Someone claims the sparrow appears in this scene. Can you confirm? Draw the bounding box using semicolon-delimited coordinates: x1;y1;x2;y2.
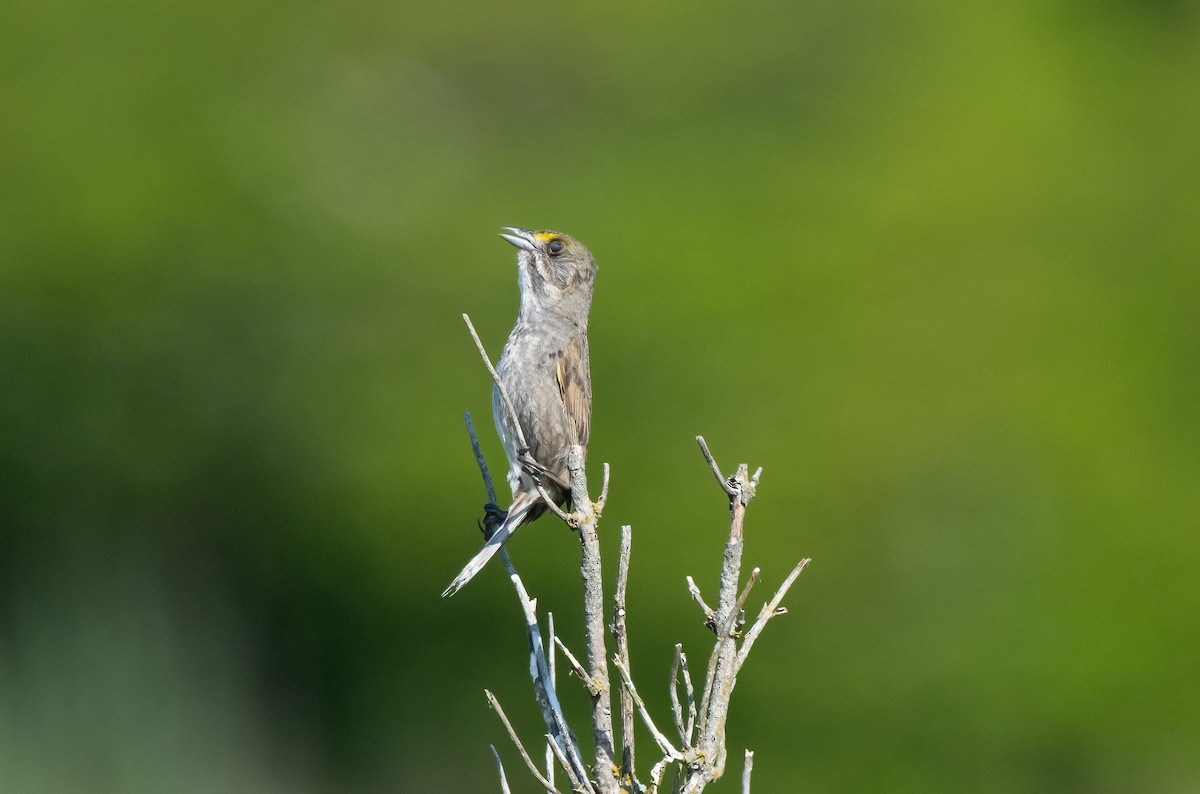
443;227;597;596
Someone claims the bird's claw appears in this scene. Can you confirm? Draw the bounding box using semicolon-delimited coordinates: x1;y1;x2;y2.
480;501;507;539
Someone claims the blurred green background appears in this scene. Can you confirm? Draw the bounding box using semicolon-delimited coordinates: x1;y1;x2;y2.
3;0;1198;791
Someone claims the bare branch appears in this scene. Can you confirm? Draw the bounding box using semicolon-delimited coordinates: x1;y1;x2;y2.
741;750;754;794
668;644;698;748
545;735;590;794
548;613;557;686
695;435;736;496
669;645;686;744
486;691;563;794
566;441;618;790
538;486;576;524
613;524;636;779
547;613;558;791
693;451;757;788
612;656;684;763
596;462;611;513
649;757;674;791
685;576;716;629
733;568;760;620
680;651;697;744
695;629;729;745
554;636;601;696
464;412;499;505
737;558;811;670
490;745;512;794
463;314;523;451
720;567;760;639
508;570;591;784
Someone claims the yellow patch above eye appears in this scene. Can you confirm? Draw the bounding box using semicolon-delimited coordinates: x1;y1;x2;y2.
534;232;559;244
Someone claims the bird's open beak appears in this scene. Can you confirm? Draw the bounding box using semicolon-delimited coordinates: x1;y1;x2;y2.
499;227;536;251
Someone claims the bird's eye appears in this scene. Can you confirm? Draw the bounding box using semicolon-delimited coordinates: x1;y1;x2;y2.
548;239;564;255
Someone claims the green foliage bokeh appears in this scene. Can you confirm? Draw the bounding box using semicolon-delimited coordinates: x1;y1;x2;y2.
2;1;1198;790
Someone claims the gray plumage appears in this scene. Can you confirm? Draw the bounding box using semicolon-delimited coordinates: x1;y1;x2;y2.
443;228;597;597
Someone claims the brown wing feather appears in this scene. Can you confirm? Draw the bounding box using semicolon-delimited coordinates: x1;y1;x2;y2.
557;333;592;451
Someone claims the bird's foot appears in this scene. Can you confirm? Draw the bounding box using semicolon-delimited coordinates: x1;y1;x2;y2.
479;501;507;540
517;448;551;480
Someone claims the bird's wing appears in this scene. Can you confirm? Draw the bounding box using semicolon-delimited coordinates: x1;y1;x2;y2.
557;332;591;450
492;381;524;493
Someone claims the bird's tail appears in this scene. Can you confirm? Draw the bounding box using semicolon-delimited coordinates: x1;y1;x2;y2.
442;499;535;597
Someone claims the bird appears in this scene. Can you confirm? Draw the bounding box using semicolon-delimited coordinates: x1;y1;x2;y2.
443;227;597;597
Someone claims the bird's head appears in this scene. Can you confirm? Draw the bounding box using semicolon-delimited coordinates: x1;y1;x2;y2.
499;227;597;322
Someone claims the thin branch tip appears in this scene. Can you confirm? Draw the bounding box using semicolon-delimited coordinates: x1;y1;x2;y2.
742;749;755;794
695;435;736;495
463;411;500;522
596;462;611;511
489;745;511;794
686;576;717;628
